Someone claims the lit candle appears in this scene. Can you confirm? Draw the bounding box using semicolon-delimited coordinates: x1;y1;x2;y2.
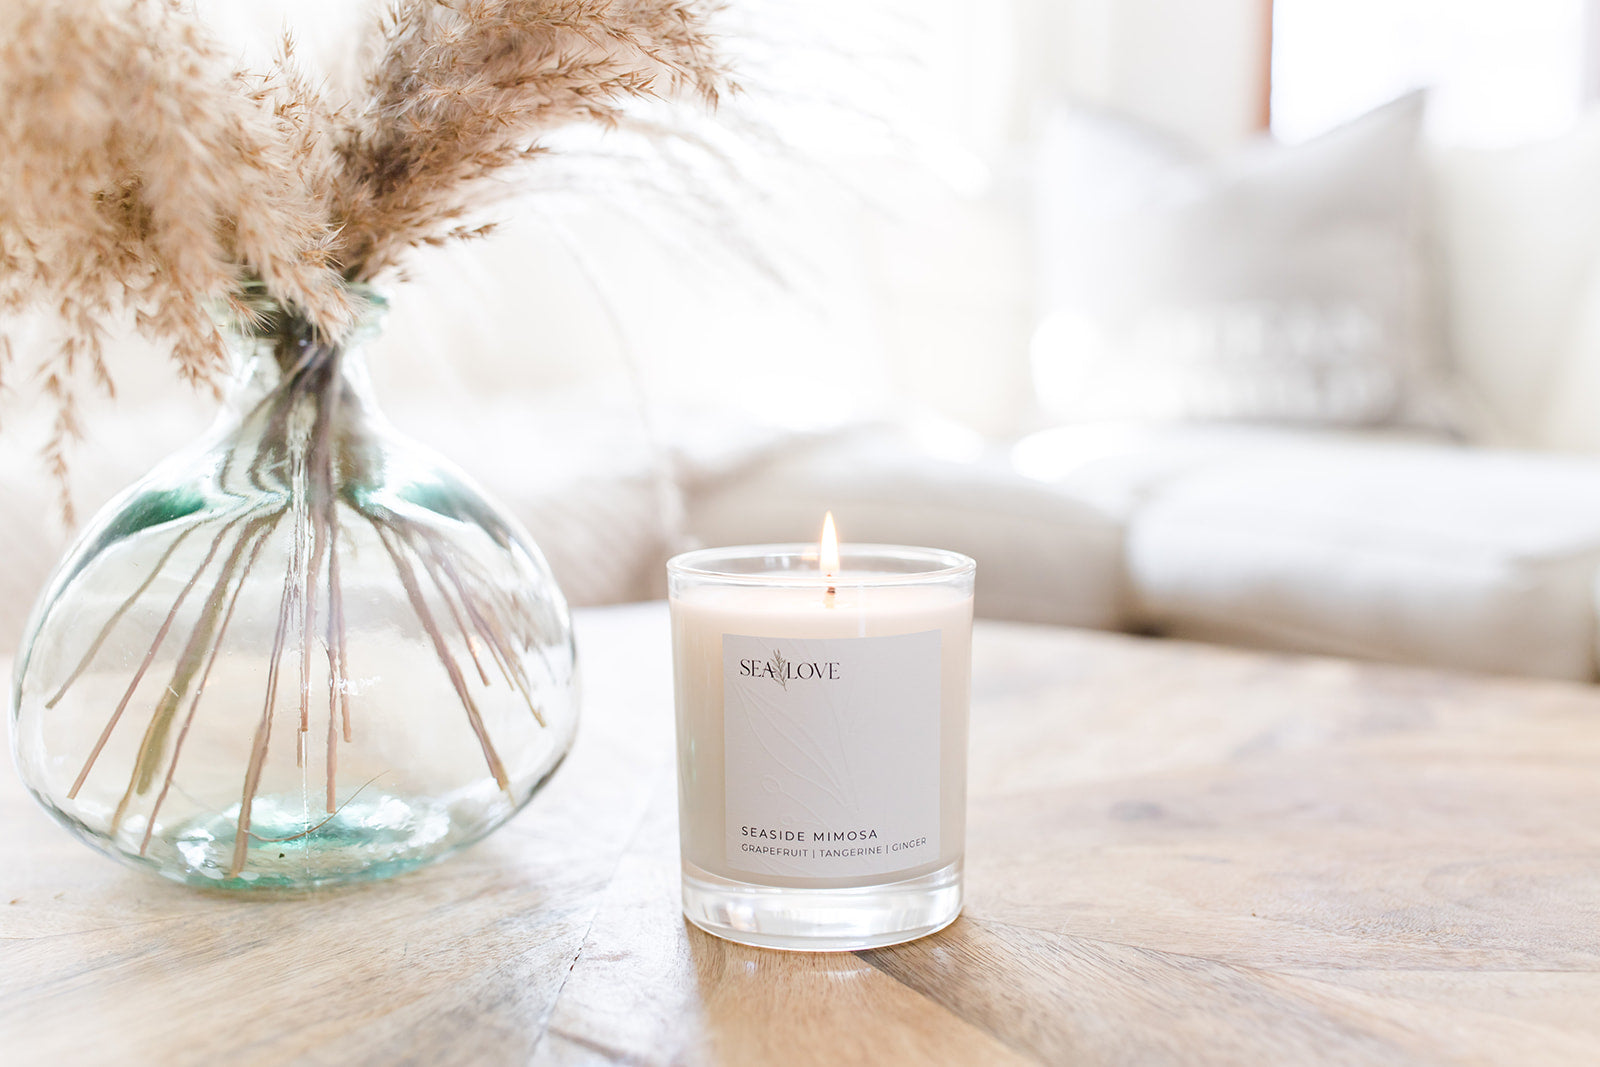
668;515;975;950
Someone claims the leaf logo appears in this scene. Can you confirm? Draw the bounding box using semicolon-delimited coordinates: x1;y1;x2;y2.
767;649;789;690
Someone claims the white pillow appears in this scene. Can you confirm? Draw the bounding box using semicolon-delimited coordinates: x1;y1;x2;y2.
1032;93;1451;429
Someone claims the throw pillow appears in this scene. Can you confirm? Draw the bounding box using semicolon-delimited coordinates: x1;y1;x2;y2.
1032;93;1452;428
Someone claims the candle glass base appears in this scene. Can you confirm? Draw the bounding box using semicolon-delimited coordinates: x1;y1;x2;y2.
681;859;963;951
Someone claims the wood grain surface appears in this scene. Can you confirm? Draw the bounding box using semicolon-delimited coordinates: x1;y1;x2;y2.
3;603;1598;1065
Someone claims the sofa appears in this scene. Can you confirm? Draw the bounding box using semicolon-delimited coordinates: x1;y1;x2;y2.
685;418;1600;682
10;91;1600;686
681;98;1600;684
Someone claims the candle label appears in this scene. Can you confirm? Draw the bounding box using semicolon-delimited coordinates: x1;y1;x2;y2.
722;631;941;879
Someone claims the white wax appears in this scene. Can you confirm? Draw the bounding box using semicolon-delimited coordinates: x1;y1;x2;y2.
670;579;973;889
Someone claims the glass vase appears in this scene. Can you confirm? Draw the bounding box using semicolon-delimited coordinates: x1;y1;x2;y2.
9;291;579;889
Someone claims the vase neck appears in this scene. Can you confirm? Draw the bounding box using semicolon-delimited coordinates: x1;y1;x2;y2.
223;339;379;414
218;290;387;414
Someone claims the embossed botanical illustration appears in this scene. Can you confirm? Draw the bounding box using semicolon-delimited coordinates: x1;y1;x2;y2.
767;648;790;689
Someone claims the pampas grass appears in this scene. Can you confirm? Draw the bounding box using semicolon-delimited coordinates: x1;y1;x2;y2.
329;0;727;279
0;0;732;509
0;0;350;511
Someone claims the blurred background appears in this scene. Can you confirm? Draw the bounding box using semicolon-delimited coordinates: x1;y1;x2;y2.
10;0;1600;681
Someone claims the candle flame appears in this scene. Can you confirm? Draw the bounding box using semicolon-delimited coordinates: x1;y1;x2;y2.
821;511;840;576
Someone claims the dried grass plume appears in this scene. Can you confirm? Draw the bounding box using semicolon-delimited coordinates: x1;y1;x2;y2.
0;0;732;515
330;0;728;278
0;0;349;511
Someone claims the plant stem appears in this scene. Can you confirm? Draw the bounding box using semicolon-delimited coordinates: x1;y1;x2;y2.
368;517;510;794
138;517;277;855
229;505;304;878
328;516;351;745
311;348;347;812
296;355;339;768
416;535;546;727
413;538;494;686
113;510;282;832
45;524;198;710
68;516;241;800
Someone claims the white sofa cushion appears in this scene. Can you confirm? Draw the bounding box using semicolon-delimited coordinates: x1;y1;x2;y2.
1033;93;1453;429
1125;438;1600;680
682;425;1128;629
1011;420;1447;520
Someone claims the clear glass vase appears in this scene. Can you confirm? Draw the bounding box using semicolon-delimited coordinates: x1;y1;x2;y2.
9;291;579;889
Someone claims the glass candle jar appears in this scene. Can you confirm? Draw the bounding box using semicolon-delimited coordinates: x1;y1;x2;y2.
667;537;975;950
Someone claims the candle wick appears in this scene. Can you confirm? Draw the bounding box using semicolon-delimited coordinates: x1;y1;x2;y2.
825;579;836;605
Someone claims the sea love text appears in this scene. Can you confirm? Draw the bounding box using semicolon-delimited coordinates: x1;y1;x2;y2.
738;659;841;681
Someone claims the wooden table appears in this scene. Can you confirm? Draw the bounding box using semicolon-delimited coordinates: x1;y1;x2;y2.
3;603;1599;1065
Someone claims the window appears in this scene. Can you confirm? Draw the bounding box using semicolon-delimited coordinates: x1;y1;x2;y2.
1271;0;1592;145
